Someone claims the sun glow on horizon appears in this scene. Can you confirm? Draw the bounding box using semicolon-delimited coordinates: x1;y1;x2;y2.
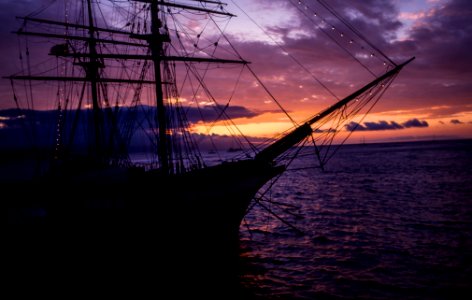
189;106;472;143
192;120;295;138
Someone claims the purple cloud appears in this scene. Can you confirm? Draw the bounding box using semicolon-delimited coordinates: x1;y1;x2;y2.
0;104;263;150
402;118;428;128
345;118;429;131
345;120;402;131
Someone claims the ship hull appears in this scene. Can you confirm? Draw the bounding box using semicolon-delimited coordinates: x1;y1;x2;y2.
7;159;283;227
6;159;284;298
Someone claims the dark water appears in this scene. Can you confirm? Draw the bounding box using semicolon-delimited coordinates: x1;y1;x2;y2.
239;139;472;299
5;140;472;299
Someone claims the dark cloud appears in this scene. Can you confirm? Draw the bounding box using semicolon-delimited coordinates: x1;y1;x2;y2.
345;118;429;131
344;122;362;132
365;120;403;130
405;0;472;74
0;104;259;127
0;105;262;150
184;104;260;122
217;105;259;120
345;120;402;131
273;0;402;49
450;119;463;125
388;0;472;110
313;128;337;133
402;118;428;128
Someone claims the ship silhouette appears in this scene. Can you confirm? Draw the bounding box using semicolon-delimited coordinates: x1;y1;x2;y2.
4;0;413;298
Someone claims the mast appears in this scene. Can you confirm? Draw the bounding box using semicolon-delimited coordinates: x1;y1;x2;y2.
134;0;235;17
85;0;104;161
6;0;245;172
24;0;176;170
149;0;170;174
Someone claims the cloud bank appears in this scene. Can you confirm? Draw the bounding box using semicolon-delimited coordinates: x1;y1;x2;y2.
345;118;429;132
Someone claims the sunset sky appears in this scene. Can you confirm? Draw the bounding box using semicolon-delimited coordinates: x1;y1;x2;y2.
0;0;471;144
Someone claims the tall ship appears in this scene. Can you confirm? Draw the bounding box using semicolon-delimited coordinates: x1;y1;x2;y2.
4;0;413;297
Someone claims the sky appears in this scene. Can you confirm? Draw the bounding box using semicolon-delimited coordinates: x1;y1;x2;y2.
0;0;471;145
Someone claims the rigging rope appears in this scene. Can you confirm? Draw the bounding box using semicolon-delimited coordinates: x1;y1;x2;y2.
321;75;398;165
229;0;340;102
169;10;258;154
245;66;298;126
169;12;248;158
316;0;396;66
169;11;230;157
290;0;377;77
208;13;299;127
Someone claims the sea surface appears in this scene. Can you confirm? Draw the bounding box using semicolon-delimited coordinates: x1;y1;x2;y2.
4;139;472;299
238;139;472;299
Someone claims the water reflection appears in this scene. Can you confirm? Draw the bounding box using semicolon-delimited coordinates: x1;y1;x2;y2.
240;140;472;299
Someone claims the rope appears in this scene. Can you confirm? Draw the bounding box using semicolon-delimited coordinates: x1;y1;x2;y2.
291;0;377;77
316;0;396;66
246;66;298;126
230;0;339;101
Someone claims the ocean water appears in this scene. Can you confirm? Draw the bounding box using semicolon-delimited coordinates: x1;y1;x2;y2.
5;139;472;299
239;139;472;299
